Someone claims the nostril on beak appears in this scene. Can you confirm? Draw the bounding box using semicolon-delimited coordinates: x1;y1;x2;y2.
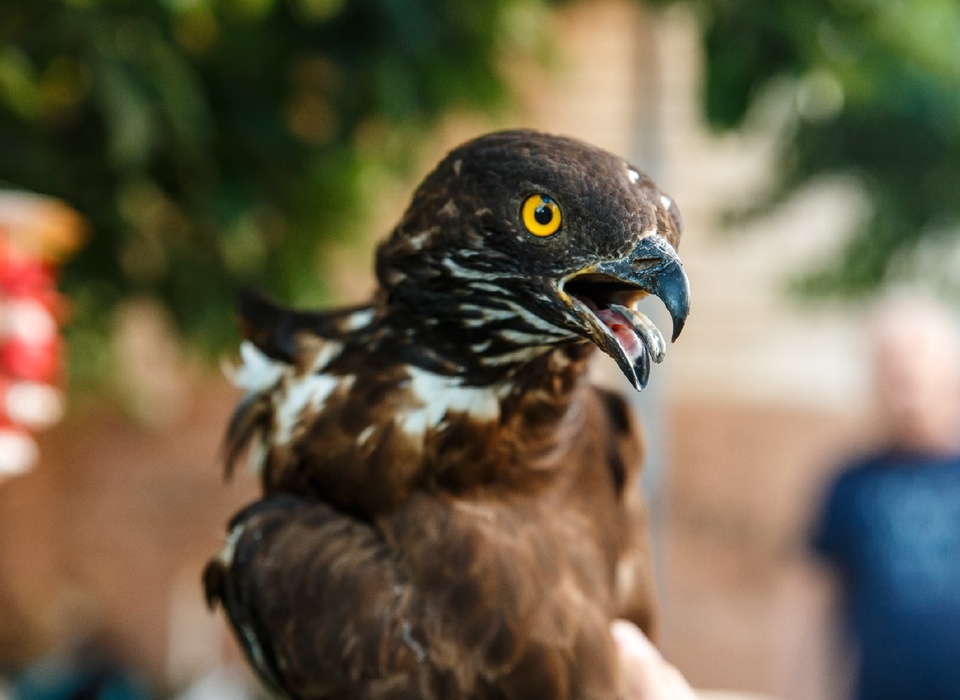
630;257;660;272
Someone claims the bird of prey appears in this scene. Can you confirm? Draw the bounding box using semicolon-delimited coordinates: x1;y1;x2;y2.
204;130;690;699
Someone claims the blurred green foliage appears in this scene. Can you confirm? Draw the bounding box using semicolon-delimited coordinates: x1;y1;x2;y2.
652;0;960;298
0;0;555;387
4;0;960;391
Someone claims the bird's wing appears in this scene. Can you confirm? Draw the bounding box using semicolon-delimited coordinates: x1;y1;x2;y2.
204;491;628;700
222;291;378;482
590;386;660;640
237;289;369;364
204;495;425;699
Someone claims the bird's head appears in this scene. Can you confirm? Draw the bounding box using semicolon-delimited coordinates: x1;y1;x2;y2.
375;130;690;391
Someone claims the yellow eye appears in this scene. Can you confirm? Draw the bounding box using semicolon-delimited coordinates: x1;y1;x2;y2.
521;194;562;237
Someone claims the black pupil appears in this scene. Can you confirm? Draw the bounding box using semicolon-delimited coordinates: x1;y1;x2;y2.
534;200;554;226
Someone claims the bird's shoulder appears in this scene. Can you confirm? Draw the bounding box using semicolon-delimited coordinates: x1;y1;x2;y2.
236;288;376;363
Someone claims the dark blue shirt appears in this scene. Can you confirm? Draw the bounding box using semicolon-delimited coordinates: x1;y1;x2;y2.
813;450;960;700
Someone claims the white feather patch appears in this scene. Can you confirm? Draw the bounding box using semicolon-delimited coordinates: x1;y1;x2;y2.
249;440;270;476
399;367;500;436
217;521;246;566
497;328;554;344
460;304;515;322
274;374;351;445
441;258;492;280
344;308;375;331
468;281;505;295
231;341;284;394
501;303;568;336
309;340;343;373
357;425;376;445
481;346;547;366
407;229;434;251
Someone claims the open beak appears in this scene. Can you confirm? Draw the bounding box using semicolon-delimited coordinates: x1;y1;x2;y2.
559;235;690;390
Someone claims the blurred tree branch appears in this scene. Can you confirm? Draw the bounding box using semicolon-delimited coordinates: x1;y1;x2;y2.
650;0;960;299
0;0;559;389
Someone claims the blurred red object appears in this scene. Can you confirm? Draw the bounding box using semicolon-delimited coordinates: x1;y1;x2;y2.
0;191;84;479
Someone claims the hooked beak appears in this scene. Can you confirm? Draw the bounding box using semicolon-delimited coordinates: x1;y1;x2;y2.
559;235;690;390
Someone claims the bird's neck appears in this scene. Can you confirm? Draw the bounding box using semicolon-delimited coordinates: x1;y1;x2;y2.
364;302;599;446
255;310;599;511
390;339;598;496
373;292;584;386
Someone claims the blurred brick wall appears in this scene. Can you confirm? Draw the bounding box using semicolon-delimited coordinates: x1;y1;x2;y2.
0;378;258;681
662;401;863;700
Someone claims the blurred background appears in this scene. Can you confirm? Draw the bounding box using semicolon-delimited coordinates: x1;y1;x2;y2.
2;0;960;697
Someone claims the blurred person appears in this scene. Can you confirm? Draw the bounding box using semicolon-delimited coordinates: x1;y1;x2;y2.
614;622;782;700
9;586;152;700
614;621;698;700
171;666;259;700
812;294;960;700
10;633;152;700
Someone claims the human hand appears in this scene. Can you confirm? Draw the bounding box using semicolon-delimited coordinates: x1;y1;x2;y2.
612;620;697;700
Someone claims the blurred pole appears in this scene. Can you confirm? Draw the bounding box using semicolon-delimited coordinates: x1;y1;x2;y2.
628;0;670;589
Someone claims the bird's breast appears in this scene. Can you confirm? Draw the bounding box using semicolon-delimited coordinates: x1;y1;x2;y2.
236;340;589;513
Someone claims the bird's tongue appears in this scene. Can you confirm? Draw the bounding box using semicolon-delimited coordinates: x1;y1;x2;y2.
596;308;644;362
